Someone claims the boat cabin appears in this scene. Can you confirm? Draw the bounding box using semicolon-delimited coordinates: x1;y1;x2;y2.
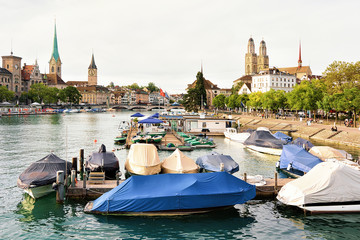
182;116;235;133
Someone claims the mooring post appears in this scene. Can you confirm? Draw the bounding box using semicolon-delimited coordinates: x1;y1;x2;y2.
71;170;76;187
79;149;84;180
56;170;65;204
72;157;78;173
116;171;120;186
83;173;87;189
244;172;247;182
274;172;278;194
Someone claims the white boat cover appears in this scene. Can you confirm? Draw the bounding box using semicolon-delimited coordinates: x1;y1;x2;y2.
125;144;161;175
309;146;352;161
161;149;199;173
277;162;360;206
256;127;270;132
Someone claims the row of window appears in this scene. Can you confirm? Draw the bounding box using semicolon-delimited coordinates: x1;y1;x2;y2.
254;77;295;82
1;77;10;83
253;82;295;88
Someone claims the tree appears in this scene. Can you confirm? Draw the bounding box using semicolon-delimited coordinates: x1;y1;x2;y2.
28;83;48;103
227;94;240;109
43;87;60;104
341;88;360;127
231;82;243;95
247;91;263;110
182;88;199;112
212;94;226;109
59;86;82;105
195;71;207;109
147;82;159;93
19;92;29;105
0;86;15;102
128;83;141;90
237;94;249;111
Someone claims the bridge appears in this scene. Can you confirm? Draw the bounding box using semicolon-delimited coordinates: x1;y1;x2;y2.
111;104;185;111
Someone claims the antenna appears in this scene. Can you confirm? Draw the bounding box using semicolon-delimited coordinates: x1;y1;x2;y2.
11;39;13;55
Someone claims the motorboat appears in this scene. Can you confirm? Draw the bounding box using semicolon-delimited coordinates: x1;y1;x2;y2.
114;135;126;145
196;152;239;174
17;153;72;199
118;120;130;132
161;149;199;173
124;143;161;177
292;137;314;151
85;144;120;180
244;129;286;156
277;162;360;213
273;132;292;143
158;144;194;151
69;109;80;113
131;135;142;143
224;128;251;143
276;144;322;178
151;135;162;143
84;172;256;216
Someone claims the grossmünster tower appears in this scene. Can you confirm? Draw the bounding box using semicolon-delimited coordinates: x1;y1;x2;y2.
245;37;269;75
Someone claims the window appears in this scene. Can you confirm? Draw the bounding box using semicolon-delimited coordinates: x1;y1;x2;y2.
202;122;207;128
52;66;54;72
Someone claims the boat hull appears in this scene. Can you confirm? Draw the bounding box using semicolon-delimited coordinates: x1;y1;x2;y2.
300;202;360;214
24;184;54;199
246;145;282;156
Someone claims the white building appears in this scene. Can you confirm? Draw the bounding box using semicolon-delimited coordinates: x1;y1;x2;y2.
251;67;296;93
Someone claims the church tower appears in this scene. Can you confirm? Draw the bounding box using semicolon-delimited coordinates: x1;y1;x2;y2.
88;53;97;86
245;37;257;75
49;23;62;78
257;39;269;72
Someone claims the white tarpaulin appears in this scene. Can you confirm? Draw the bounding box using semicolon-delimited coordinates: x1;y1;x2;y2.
277;162;360;206
125;144;161;175
309;146;353;161
161;149;199;173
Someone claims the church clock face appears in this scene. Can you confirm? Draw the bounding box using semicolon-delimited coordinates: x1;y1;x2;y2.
88;69;95;76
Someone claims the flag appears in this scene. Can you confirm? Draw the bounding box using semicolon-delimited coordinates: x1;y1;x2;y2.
240;101;245;108
165;92;169;99
160;88;165;97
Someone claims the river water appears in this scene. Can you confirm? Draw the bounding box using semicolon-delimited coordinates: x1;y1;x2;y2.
1;111;360;239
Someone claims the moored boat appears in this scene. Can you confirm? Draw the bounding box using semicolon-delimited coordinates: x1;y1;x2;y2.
158;144;194;151
17;153;72;199
161;149;199;173
224;128;251;143
244;129;286;156
84;172;256;216
196;152;239;174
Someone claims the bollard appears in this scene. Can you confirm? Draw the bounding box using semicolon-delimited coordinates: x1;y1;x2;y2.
244;172;247;182
116;171;120;186
71;170;76;187
274;172;278;194
56;170;65;204
83;173;87;189
72;157;78;173
79;149;84;180
220;163;224;172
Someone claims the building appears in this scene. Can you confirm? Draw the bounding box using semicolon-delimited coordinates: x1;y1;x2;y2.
0;67;12;90
238;83;252;95
245;38;269;75
135;90;149;104
1;53;22;94
77;85;113;104
251;67;296;93
21;60;46;92
218;88;232;97
49;24;62;79
88;53;97;86
233;75;252;86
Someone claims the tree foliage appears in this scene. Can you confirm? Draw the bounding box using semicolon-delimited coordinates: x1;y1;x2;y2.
212;94;226;109
59;86;82;104
147;82;159;93
183;71;207;112
0;86;15;102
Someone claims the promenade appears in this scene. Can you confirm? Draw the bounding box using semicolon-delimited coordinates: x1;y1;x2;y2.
230;113;360;148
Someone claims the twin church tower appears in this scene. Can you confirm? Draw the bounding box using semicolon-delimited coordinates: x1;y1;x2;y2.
245;37;269;75
49;23;98;86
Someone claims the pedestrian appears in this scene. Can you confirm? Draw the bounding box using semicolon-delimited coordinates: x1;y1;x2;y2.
344;119;348;127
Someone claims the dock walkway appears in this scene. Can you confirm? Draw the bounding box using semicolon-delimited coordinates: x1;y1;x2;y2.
161;132;184;146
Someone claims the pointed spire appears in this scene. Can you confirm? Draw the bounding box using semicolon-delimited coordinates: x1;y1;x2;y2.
51;22;60;61
11;39;13;55
298;40;302;68
89;53;97;69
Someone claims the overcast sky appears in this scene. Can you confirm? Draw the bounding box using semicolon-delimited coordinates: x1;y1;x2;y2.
1;0;359;93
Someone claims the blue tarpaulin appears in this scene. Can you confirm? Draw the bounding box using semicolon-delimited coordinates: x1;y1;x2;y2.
196;152;239;174
279;144;322;173
273;132;292;143
131;112;145;117
150;113;160;118
90;172;256;213
138;117;163;124
293;137;314;150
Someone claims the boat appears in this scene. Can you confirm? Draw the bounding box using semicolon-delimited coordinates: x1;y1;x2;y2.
114;134;127;145
17;153;72;199
69;109;80;113
118;120;130;132
85;144;120;180
84;172;256;216
131;135;142;143
277;162;360;213
140;135;152;143
276;144;322;178
196;152;239;174
224;128;251;143
161;149;199;173
158;144;194;151
273;131;292;143
124;143;161;177
151;135;162;143
292;137;314;150
244;128;286;156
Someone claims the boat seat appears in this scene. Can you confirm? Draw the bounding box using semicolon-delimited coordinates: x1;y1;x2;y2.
88;172;105;184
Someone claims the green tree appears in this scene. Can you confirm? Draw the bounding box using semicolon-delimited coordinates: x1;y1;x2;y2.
183;88;199;112
227;94;240;109
59;86;82;105
195;71;207;109
43;87;60;104
231;82;243;95
128;83;141;90
247;91;263;110
0;86;15;102
19;92;29;104
341;88;360;127
28;83;47;103
147;82;159;93
212;94;226;109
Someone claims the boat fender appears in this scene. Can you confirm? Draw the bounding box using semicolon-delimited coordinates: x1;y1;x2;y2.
52;182;58;190
287;163;293;171
276;161;280;168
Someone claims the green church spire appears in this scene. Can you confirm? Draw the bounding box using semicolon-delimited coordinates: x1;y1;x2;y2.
51;23;60;61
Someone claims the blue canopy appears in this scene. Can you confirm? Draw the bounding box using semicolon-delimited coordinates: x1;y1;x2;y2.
150;112;160;118
89;172;256;213
131;112;145;117
138;117;163;124
273;132;292;143
279;144;322;173
196;152;239;174
171;102;180;106
293;137;314;150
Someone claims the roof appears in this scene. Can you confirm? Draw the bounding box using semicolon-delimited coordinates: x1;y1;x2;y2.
77;85;109;92
21;65;35;80
187;79;220;90
0;68;12;75
46;74;66;85
278;66;312;75
89;53;97;69
66;81;88;87
233;75;252;84
51;24;60;62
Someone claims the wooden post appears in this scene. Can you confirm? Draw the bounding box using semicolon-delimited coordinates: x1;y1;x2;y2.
244;172;247;182
71;170;76;187
72;157;77;173
79;149;84;180
116;171;120;186
56;170;65;204
274;172;278;194
83;173;87;189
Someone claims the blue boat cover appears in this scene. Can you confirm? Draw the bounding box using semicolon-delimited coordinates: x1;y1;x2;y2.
279;144;322;173
90;172;256;213
196;152;239;174
138;117;163;124
273;132;292;143
150;112;160;118
293;137;314;150
131;112;145;117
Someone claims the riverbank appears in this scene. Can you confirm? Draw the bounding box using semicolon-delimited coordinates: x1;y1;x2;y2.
229;114;360;149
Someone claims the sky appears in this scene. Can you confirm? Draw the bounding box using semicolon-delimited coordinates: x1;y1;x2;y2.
0;0;359;94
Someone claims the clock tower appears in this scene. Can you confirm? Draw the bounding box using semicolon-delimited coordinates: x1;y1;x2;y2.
2;53;22;93
88;53;97;86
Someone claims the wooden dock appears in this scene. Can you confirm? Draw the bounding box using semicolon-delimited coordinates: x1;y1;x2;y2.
66;177;293;200
161;132;184;145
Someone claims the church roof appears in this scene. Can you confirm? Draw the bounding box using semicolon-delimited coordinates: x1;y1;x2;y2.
278;66;312;75
77;85;109;92
66;81;88;87
46;74;66;86
0;67;12;75
233;75;252;84
51;24;60;62
89;53;97;69
187;79;220;90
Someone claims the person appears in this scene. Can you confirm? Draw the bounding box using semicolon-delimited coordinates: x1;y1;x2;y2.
349;119;353;127
331;125;337;132
344;119;348;127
